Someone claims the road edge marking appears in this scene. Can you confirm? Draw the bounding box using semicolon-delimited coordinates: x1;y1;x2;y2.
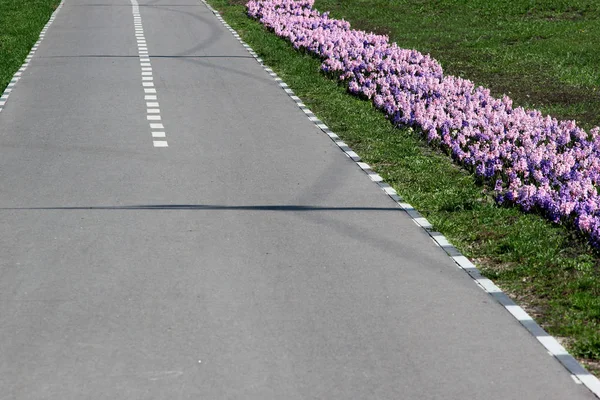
0;1;65;114
200;0;600;397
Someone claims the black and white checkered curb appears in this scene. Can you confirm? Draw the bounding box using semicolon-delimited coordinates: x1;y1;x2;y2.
0;1;65;114
201;0;600;397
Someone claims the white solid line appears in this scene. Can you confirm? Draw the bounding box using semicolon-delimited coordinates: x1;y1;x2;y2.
153;141;168;147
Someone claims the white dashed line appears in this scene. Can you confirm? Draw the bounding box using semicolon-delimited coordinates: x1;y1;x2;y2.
130;0;168;148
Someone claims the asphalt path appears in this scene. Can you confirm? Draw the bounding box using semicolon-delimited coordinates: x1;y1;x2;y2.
0;0;595;398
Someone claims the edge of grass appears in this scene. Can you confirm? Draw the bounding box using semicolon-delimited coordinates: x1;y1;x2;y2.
207;0;600;377
0;0;61;93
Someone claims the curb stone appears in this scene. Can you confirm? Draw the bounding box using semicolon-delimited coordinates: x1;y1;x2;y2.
0;1;65;114
200;0;600;397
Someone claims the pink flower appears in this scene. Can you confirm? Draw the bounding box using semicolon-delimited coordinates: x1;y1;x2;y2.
247;0;600;246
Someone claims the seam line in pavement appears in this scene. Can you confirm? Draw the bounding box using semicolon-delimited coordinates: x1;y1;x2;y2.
199;0;600;397
36;55;254;59
0;1;65;114
131;0;168;148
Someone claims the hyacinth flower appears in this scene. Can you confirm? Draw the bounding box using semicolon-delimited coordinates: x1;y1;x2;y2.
247;0;600;246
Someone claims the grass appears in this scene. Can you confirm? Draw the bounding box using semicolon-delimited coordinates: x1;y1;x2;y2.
207;0;600;375
315;0;600;130
0;0;60;93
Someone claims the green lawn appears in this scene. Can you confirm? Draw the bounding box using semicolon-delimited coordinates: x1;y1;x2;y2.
0;0;60;93
207;0;600;374
315;0;600;130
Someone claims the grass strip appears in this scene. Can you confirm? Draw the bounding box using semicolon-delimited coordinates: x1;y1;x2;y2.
207;0;600;374
0;0;61;93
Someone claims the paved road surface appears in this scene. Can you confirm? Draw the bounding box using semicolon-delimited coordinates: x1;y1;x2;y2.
0;0;595;398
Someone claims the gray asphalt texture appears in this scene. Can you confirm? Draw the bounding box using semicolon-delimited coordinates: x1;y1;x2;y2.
0;1;595;399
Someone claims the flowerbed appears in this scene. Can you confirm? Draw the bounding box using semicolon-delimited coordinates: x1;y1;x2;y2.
247;0;600;246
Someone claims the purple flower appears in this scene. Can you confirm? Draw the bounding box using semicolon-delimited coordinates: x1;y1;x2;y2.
247;0;600;246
